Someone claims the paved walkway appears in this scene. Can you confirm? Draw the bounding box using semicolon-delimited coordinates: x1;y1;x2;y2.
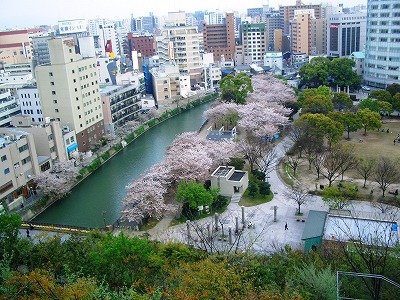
136;137;399;253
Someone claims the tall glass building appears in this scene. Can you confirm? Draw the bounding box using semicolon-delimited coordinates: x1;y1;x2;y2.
364;0;400;88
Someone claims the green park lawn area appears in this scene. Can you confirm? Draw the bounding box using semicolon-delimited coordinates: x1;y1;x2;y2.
239;190;273;207
343;119;400;160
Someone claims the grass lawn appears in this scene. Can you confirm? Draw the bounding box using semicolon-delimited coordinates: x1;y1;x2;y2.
343;119;400;160
239;190;273;207
287;118;400;205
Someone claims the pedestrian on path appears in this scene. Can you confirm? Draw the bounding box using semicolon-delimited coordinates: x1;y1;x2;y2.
26;229;30;238
394;139;397;145
285;223;288;230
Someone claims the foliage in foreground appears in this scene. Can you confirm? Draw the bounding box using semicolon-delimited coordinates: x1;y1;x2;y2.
1;218;400;300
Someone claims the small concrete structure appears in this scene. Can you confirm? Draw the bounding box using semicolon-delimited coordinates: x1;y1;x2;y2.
206;126;236;141
210;166;248;197
301;210;328;253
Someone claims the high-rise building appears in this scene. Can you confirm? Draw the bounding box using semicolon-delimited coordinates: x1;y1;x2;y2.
364;0;400;88
204;10;226;25
280;0;322;35
126;34;156;58
290;10;314;56
202;13;235;62
241;22;268;63
327;12;366;57
35;37;104;152
156;26;202;83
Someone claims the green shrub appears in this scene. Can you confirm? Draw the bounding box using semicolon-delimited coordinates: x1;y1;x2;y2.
126;133;135;143
87;158;102;173
79;168;87;176
146;119;156;127
251;169;266;181
113;143;123;152
248;181;259;198
211;195;228;211
228;157;245;170
101;151;110;161
170;108;179;116
135;126;145;136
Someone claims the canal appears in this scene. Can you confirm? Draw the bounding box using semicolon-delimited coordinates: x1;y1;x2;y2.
33;102;212;228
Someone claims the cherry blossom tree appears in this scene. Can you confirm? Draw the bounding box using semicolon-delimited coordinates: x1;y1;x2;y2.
237;102;291;137
34;160;78;200
122;132;240;222
203;103;239;128
122;176;168;223
247;74;297;105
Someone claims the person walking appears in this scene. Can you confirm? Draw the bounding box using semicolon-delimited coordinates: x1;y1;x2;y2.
26;229;30;238
284;223;288;230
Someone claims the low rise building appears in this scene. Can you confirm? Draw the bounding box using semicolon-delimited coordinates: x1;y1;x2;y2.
0;128;40;206
100;84;142;135
210;166;249;197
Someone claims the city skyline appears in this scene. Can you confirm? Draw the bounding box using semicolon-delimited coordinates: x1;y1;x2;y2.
2;0;367;29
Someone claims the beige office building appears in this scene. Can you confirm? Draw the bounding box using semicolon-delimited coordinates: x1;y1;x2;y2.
280;0;322;35
291;10;314;56
156;26;202;84
150;64;182;107
35;37;104;152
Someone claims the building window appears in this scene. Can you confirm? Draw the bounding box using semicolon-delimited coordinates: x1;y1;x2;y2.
55;109;59;113
1;155;7;162
18;144;28;153
49;72;53;76
53;100;58;104
48;134;53;141
52;91;56;95
22;157;31;165
50;82;55;86
4;168;10;175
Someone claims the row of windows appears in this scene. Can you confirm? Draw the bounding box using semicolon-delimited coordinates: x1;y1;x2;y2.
370;3;400;9
369;12;400;17
22;101;40;106
23;109;41;115
20;93;38;99
370;29;400;34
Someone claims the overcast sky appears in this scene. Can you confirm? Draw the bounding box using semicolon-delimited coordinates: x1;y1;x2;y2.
2;0;367;29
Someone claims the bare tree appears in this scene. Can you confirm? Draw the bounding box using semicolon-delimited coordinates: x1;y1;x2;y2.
322;144;355;187
356;158;376;188
256;145;278;177
373;157;400;197
283;185;312;214
237;134;271;171
179;210;270;255
313;150;326;180
338;145;358;180
286;153;303;177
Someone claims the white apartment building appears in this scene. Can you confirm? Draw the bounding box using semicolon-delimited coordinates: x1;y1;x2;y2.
156;26;203;84
35;37;104;152
17;86;43;122
0;87;21;127
241;22;268;63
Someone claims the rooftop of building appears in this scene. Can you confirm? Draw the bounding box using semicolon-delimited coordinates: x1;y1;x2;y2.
228;171;246;182
351;51;365;59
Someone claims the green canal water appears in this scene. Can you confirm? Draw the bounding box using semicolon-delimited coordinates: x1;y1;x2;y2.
33;102;211;228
